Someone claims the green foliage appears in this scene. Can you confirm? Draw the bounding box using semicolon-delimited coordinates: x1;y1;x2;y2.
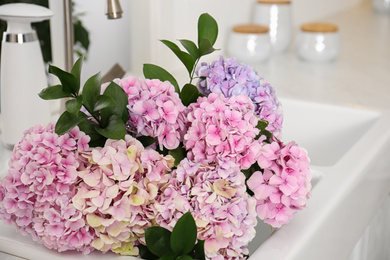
180;84;202;106
38;56;129;147
160;40;196;76
255;119;273;142
197;13;218;47
38;85;73;100
143;64;180;93
145;227;172;257
137;136;158;148
168;145;187;167
54;111;86;135
143;13;219;105
142;212;205;260
100;82;130;124
170;212;197;255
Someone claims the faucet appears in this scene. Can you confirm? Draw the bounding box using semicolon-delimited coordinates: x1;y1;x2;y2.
63;0;123;72
106;0;123;19
59;0;123;113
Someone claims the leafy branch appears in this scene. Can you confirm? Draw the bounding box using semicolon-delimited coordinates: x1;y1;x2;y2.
139;212;205;260
143;13;219;106
38;56;129;147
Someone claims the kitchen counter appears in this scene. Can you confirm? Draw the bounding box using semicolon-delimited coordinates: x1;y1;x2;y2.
253;1;390;111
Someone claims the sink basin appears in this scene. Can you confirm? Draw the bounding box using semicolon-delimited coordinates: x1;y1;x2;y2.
0;98;389;260
248;98;390;260
281;99;381;167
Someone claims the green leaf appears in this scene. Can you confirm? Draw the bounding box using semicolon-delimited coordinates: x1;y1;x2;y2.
48;64;79;95
101;82;129;126
241;169;252;180
143;64;180;93
95;114;126;140
65;96;82;115
254;119;273;142
176;255;193;260
160;39;181;52
171;212;197;255
160;40;196;75
55;111;86;135
74;20;90;50
180;84;202;106
145;226;173;257
38;85;74;100
94;95;116;112
169;146;186;167
256;119;269;132
198;39;216;57
197;13;218;47
192;240;205;260
159;253;177;260
137;136;158;148
70;56;84;93
260;129;273;143
78;119;106;147
138;244;158;260
179;39;199;60
82;72;101;113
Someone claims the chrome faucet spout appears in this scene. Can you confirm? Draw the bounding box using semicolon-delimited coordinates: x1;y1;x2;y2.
106;0;123;19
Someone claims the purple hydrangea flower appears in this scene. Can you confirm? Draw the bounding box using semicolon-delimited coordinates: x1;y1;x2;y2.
196;56;283;138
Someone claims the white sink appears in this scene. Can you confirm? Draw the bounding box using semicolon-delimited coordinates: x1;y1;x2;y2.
249;98;390;260
0;98;389;260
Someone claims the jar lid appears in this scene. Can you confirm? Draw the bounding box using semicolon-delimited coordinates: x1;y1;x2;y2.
300;22;339;33
232;24;269;34
257;0;291;4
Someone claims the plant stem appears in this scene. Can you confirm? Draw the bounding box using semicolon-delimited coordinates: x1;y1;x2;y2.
189;58;201;85
83;105;101;125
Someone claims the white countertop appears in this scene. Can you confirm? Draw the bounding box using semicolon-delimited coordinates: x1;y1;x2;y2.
253;1;390;111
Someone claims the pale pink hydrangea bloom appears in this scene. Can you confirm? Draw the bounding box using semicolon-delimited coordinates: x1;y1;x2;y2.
0;124;95;253
184;93;261;170
247;138;312;228
111;77;187;150
72;135;174;255
153;158;257;260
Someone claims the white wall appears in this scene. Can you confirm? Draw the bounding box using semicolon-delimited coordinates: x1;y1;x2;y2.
73;0;131;84
291;0;364;26
128;0;364;78
50;0;365;84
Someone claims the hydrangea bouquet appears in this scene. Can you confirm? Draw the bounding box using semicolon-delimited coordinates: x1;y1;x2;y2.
0;13;311;260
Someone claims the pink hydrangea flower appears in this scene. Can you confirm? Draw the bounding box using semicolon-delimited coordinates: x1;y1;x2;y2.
196;56;283;138
247;139;312;228
0;124;95;253
184;93;261;170
153;158;257;260
111;77;187;150
73;135;174;255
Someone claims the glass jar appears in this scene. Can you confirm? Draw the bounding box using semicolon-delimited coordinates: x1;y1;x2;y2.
227;24;271;64
372;0;390;14
296;22;340;62
252;0;292;54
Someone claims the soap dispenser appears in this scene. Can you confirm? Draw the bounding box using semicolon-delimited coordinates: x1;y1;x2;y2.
0;3;53;148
